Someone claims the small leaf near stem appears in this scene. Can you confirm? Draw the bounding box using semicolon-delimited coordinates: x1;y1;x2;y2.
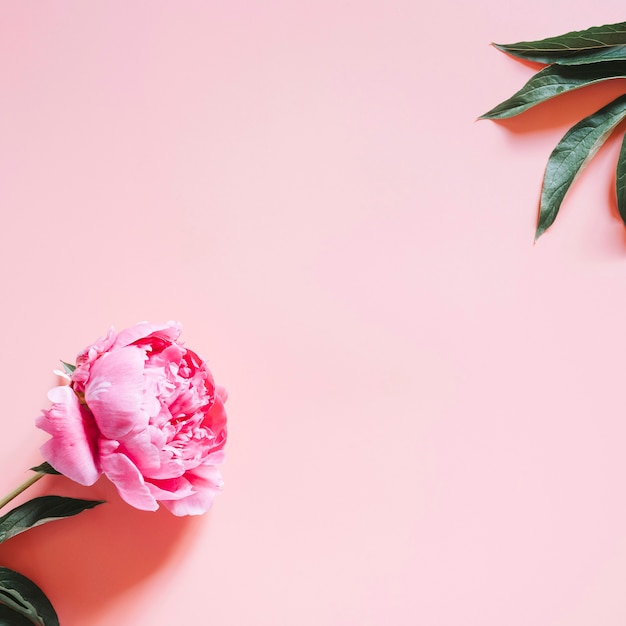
29;463;60;476
60;361;76;375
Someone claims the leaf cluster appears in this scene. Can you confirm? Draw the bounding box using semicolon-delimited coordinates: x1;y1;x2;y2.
0;482;103;624
480;21;626;239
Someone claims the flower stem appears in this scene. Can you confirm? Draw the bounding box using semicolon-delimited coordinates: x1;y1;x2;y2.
0;472;46;512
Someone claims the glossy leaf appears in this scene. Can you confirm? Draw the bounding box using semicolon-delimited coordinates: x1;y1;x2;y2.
0;496;103;544
616;133;626;225
481;62;626;119
545;45;626;66
537;94;626;239
28;463;60;476
495;21;626;64
0;567;58;626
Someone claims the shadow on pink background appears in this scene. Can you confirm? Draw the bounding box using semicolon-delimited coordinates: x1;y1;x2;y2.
0;473;201;624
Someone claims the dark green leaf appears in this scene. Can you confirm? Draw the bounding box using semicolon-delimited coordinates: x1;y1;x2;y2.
28;463;60;476
0;567;58;626
0;496;103;544
495;21;626;64
546;45;626;66
537;94;626;239
0;603;37;626
480;62;626;119
616;132;626;225
60;361;76;375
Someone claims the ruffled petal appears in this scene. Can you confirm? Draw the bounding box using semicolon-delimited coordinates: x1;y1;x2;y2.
85;346;146;439
204;389;228;454
145;476;195;501
100;444;158;511
72;328;117;391
113;321;181;349
159;466;223;516
116;427;162;475
35;386;100;485
216;385;228;403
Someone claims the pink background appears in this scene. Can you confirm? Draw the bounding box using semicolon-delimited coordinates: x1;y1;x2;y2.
2;2;626;624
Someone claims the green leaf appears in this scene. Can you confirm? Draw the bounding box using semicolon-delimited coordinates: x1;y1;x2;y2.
0;567;58;626
495;21;626;64
0;603;38;626
616;132;626;225
28;463;60;476
0;496;103;544
546;45;626;66
537;94;626;239
60;361;76;375
480;62;626;119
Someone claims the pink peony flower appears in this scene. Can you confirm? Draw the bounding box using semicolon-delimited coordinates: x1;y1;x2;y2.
36;322;227;516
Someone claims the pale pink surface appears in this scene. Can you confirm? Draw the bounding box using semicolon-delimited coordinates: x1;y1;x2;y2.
2;2;626;625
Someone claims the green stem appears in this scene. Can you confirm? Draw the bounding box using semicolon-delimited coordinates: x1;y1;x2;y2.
0;472;46;512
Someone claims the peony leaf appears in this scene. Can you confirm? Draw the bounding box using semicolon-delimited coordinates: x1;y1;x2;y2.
28;463;60;476
616;133;626;225
0;496;103;544
545;45;626;66
480;62;626;119
0;567;58;626
537;94;626;239
0;603;38;625
60;361;76;375
494;21;626;64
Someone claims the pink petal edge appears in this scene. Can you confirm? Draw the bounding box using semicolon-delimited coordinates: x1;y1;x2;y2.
35;386;100;486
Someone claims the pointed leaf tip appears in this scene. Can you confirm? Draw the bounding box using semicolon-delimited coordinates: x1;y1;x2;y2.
537;94;626;235
29;462;61;475
481;62;626;119
0;496;104;544
60;361;76;375
494;21;626;64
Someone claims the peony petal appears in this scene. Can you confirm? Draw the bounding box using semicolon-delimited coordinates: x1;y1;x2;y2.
160;465;223;516
116;427;162;475
100;446;159;511
85;346;146;439
113;321;181;349
204;390;227;453
216;385;228;403
160;492;217;516
75;328;116;363
205;449;226;464
72;328;117;391
145;476;195;501
35;386;100;485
